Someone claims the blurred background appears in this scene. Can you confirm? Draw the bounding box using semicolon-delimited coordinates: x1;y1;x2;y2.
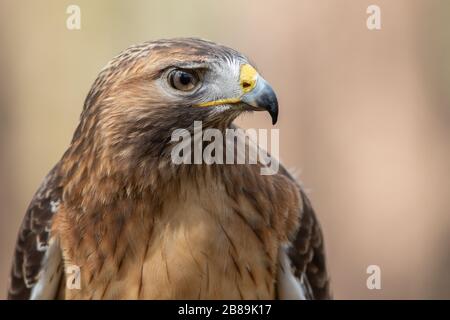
0;0;449;299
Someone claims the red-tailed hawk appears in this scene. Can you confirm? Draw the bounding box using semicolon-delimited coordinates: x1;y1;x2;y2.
8;38;331;299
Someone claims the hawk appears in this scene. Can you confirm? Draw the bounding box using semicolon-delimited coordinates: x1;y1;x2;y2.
7;38;331;300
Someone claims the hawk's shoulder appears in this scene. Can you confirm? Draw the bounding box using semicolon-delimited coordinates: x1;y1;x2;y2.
277;165;331;300
8;164;63;299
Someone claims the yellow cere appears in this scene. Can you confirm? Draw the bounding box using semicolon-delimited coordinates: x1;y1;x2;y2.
196;64;258;107
240;64;258;93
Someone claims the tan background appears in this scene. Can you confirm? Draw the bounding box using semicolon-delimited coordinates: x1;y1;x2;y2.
0;0;449;299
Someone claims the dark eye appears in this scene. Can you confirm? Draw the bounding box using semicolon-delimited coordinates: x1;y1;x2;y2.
168;69;199;91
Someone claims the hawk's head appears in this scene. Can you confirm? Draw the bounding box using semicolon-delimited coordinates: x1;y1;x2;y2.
85;38;277;124
68;38;278;170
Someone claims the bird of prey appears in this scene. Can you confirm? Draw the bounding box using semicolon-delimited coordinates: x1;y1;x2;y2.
7;38;330;300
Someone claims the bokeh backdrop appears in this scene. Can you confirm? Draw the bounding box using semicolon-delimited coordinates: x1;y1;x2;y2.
0;0;449;299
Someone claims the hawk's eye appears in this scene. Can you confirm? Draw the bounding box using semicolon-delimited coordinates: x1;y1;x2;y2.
168;69;199;91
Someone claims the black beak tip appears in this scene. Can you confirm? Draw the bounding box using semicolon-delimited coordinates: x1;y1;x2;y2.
266;89;279;125
268;96;279;125
270;108;278;125
258;90;279;125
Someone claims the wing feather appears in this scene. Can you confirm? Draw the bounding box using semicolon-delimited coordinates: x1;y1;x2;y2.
277;166;331;300
8;165;63;300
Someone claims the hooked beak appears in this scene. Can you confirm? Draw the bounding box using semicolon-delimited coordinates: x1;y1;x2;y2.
196;64;279;125
240;76;279;125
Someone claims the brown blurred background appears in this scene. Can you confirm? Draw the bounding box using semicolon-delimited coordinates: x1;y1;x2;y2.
0;0;449;299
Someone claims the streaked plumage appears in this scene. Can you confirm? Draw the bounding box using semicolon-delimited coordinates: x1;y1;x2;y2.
8;38;331;300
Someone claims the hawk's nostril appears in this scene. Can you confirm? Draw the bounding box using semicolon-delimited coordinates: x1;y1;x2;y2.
242;81;251;89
